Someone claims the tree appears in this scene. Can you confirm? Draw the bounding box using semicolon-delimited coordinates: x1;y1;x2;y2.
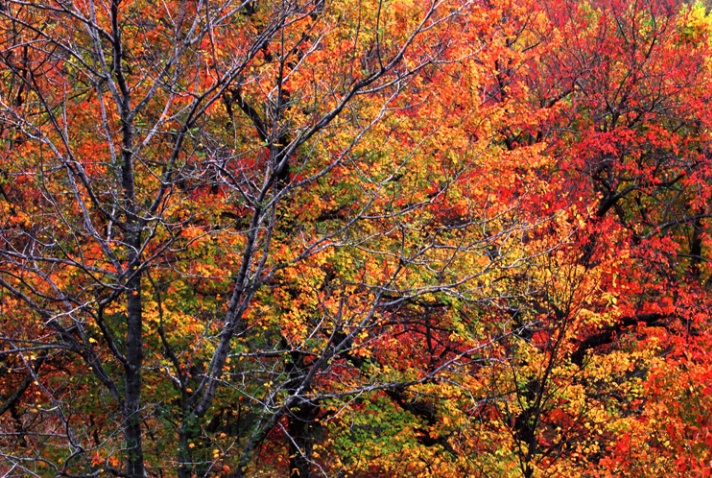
0;0;543;476
3;0;711;476
464;0;712;475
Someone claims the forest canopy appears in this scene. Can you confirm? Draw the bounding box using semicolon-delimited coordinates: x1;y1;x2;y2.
1;0;712;476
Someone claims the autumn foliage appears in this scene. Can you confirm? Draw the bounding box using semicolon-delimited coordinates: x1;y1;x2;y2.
1;0;712;476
